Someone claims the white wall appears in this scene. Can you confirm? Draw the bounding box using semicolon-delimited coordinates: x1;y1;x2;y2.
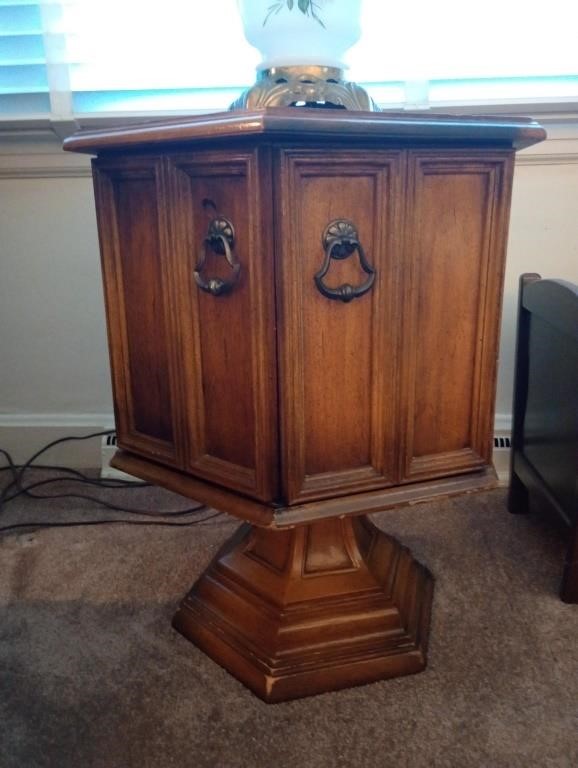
0;139;111;464
0;123;577;465
499;124;578;423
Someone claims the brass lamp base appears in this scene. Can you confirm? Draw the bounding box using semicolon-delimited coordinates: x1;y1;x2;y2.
230;65;379;111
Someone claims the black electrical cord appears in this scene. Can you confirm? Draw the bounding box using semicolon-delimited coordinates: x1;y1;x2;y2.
0;432;223;534
1;465;151;492
0;511;223;536
3;475;152;504
0;457;150;483
1;431;139;501
3;480;207;515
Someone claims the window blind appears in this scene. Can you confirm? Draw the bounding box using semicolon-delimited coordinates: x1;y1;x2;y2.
353;0;578;107
1;0;577;120
62;0;259;113
0;0;49;115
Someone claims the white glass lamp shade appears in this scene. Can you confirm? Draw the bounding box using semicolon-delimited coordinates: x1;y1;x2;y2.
238;0;362;71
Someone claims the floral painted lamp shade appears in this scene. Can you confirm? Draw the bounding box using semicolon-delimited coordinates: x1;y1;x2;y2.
238;0;362;69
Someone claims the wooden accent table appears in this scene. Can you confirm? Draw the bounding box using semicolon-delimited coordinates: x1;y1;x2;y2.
65;109;545;702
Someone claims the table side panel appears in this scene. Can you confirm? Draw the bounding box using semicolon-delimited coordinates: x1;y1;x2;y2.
275;148;404;504
92;156;184;466
166;148;279;501
400;150;514;482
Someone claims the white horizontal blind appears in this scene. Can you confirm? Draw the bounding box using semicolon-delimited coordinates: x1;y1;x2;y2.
353;0;578;106
1;0;577;119
0;0;49;115
354;0;578;80
60;0;260;112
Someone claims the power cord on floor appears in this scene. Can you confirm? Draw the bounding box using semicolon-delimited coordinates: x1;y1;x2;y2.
0;431;222;534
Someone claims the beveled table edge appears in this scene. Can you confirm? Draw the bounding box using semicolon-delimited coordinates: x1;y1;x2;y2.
63;107;547;154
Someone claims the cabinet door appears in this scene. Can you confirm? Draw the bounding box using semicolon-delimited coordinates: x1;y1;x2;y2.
399;151;514;482
276;148;403;504
167;149;278;501
93;156;183;466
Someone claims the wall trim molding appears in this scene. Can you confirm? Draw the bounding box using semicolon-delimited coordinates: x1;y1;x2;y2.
516;152;578;166
494;413;512;433
0;414;113;467
0;134;577;179
0;411;512;433
0;412;513;471
0;413;114;428
0;154;574;178
0;166;92;179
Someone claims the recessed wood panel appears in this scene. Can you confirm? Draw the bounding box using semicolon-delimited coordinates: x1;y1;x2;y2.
414;171;486;455
167;149;278;501
302;175;373;475
276;149;403;504
92;158;181;465
114;178;173;442
400;152;514;481
190;173;255;469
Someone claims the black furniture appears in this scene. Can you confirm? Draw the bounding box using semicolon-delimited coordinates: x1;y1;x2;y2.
509;273;578;603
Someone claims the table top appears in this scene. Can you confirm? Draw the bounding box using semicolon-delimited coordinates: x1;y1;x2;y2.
63;107;546;155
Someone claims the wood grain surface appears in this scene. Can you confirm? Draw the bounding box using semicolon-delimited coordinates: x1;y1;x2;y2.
76;109;545;700
64;108;546;154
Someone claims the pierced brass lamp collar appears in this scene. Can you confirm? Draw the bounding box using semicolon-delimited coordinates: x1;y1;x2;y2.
230;65;379;112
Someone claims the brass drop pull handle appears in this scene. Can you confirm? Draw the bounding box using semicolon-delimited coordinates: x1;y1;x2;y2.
194;217;240;297
314;220;376;303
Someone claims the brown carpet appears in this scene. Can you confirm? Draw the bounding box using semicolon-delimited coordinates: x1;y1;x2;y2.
0;480;577;768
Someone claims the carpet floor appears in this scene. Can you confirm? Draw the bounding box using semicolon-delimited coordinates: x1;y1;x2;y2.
0;478;577;768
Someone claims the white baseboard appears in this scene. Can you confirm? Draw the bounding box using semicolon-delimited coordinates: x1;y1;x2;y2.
0;412;514;478
0;413;115;468
0;413;114;428
492;424;512;487
0;412;513;432
493;413;512;433
492;451;511;487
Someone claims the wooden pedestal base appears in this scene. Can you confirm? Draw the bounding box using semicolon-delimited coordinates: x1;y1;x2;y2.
173;515;434;702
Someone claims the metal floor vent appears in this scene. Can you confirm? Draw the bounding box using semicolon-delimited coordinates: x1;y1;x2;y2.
493;435;511;449
100;432;139;481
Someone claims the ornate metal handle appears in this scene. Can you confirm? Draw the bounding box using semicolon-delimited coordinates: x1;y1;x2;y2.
194;217;240;297
314;220;375;303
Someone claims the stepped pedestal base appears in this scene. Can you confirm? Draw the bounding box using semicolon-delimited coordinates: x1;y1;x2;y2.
173;514;434;703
